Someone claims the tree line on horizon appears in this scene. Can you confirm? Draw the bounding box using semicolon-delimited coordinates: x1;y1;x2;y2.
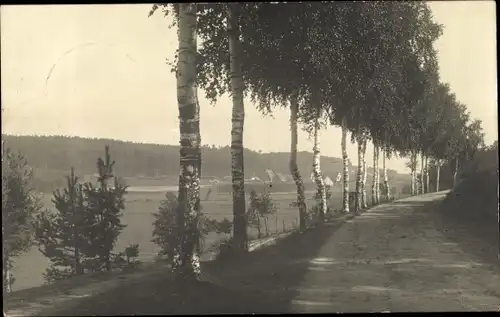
148;2;486;281
2;134;407;192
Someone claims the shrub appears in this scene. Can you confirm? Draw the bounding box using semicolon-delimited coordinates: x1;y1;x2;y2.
151;192;179;263
213;236;234;261
43;266;75;284
247;189;278;238
2;148;42;293
152;192;220;262
35;146;128;285
35;168;90;281
112;244;142;272
310;185;333;225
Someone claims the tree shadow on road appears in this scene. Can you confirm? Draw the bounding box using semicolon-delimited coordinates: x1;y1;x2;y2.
388;200;432;208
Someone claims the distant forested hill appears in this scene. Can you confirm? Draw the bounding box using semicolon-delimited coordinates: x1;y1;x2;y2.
2;134;408;191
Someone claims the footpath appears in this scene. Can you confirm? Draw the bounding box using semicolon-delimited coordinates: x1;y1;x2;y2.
8;192;500;315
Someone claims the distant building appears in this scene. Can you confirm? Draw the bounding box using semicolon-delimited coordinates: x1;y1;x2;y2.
275;172;287;183
265;169;276;182
324;176;334;187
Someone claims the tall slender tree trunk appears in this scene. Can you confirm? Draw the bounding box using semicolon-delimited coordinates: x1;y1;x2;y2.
374;148;377;203
341;118;350;213
173;3;202;281
436;159;441;192
410;161;414;195
410;151;416;195
383;148;390;201
3;255;11;294
414;151;419;194
424;155;429;193
256;216;261;239
312;107;326;221
355;135;363;214
414;153;420;195
452;157;459;187
227;4;248;253
420;152;425;194
375;145;380;204
289;94;307;230
361;138;368;208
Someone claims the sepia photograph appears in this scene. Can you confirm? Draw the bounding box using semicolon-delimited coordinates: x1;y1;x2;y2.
1;1;499;315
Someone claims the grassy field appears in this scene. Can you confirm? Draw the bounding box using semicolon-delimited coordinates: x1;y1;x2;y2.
10;185;341;292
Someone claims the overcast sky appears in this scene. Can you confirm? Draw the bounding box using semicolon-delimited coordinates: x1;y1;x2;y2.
1;2;497;173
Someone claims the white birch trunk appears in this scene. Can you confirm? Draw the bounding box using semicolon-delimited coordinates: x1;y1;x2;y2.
375;145;380;204
227;4;248;252
372;143;377;205
383;148;390;201
452;158;459;188
289;94;307;230
341;118;350;213
436;159;441;192
5;268;11;294
312;108;326;221
361;139;368;208
355;135;363;213
420;152;425;194
410;160;414;195
410;151;416;195
172;3;202;281
425;155;429;193
3;256;11;294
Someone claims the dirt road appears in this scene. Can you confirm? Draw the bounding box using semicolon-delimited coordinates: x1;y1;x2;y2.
208;191;500;313
35;192;500;315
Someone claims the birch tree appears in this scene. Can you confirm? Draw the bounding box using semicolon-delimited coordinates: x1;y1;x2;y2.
311;106;327;220
194;3;325;229
226;3;248;253
151;3;203;280
289;95;307;230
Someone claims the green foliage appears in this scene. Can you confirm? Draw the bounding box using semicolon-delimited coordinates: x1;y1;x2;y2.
246;189;277;227
35;168;90;281
211;218;233;236
442;144;498;221
112;244;142;272
124;244;140;261
203;217;235;262
310;185;333;224
35;146;129;283
245;189;278;239
152;191;225;262
151;192;182;262
2;148;42;292
43;266;75;284
82;146;128;272
214;237;234;261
